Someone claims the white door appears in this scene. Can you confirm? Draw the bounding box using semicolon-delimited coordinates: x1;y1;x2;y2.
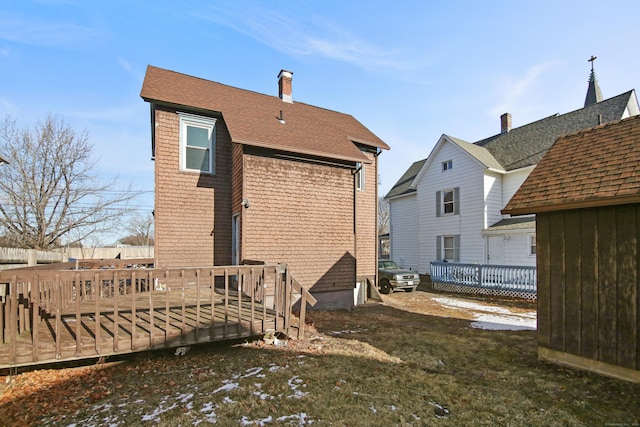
487;236;504;265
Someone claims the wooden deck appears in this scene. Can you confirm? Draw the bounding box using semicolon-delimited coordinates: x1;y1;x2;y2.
0;261;316;368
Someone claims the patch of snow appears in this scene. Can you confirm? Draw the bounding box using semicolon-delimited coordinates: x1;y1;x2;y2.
433;297;536;331
471;313;536;331
200;401;218;424
212;382;239;394
434;297;512;314
240;367;264;378
287;376;309;399
241;415;273;426
276;413;312;424
141;399;178;421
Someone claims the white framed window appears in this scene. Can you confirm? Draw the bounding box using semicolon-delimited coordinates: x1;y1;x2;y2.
437;234;460;261
356;162;365;191
436;188;459;216
179;112;216;174
529;234;536;256
442;160;453;171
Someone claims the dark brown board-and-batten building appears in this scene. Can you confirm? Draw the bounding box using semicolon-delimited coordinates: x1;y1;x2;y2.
503;114;640;383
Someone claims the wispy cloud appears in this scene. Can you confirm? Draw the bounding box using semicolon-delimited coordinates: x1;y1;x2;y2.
0;11;100;47
489;61;557;117
117;57;145;81
196;4;422;74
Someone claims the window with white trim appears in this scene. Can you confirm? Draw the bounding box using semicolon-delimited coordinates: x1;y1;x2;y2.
179;112;216;174
356;162;365;191
529;234;536;256
442;160;453;171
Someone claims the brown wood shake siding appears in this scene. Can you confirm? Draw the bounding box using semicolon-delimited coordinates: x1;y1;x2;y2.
355;150;377;280
242;152;356;293
154;106;233;268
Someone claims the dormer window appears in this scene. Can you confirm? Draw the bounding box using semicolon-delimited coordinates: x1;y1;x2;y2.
442;160;453;171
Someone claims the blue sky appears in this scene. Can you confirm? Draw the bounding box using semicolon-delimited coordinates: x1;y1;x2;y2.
1;1;639;244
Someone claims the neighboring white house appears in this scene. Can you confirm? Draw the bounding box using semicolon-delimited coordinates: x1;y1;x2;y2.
386;71;639;274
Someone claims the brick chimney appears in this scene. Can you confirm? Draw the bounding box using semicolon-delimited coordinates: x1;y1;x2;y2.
278;70;293;103
500;113;512;133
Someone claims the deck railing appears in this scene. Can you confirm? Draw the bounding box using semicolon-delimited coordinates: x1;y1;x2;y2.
430;261;537;294
0;262;316;368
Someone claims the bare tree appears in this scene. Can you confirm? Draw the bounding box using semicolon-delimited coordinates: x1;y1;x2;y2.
378;196;390;236
0;115;138;249
119;213;154;246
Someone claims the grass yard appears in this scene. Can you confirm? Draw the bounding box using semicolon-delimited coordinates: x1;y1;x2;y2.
1;290;638;426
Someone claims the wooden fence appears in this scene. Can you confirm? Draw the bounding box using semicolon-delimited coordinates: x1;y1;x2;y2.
0;261;316;368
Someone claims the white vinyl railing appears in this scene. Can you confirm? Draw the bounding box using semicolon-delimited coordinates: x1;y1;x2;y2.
430;261;536;294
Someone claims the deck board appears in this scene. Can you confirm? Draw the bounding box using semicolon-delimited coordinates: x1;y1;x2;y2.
1;288;282;367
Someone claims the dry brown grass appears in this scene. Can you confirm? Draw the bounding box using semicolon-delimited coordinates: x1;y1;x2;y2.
1;290;639;426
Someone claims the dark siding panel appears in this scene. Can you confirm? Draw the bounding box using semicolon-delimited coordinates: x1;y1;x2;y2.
616;205;637;369
637;206;640;371
564;210;582;356
537;214;552;349
580;208;599;360
598;206;617;364
549;211;566;352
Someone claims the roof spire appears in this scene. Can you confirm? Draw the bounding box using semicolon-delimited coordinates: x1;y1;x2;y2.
584;55;603;107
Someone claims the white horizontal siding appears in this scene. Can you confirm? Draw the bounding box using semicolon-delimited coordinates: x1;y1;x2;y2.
388;194;418;271
503;231;537;267
503;166;534;209
484;171;503;227
418;141;487;272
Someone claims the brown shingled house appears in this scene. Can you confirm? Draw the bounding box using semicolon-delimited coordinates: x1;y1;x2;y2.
140;66;389;310
503;114;640;383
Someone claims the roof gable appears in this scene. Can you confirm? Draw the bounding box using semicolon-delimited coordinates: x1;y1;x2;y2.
140;65;389;163
406;135;503;193
503;114;640;215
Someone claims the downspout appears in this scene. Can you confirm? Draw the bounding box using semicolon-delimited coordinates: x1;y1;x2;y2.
374;148;382;293
353;163;359;293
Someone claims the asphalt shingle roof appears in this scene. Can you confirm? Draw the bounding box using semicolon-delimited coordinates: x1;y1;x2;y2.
503;114;640;215
385;90;637;200
140;66;389;163
384;158;426;199
476;90;637;170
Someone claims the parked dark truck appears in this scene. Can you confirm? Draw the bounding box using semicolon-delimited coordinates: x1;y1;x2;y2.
377;260;420;294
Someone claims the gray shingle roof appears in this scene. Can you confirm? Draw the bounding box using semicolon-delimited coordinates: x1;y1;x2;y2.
503;114;640;215
476;90;637;170
486;216;535;231
384;158;426;199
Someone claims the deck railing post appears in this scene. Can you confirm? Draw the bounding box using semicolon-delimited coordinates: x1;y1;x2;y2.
9;275;17;365
31;274;40;362
94;272;101;356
